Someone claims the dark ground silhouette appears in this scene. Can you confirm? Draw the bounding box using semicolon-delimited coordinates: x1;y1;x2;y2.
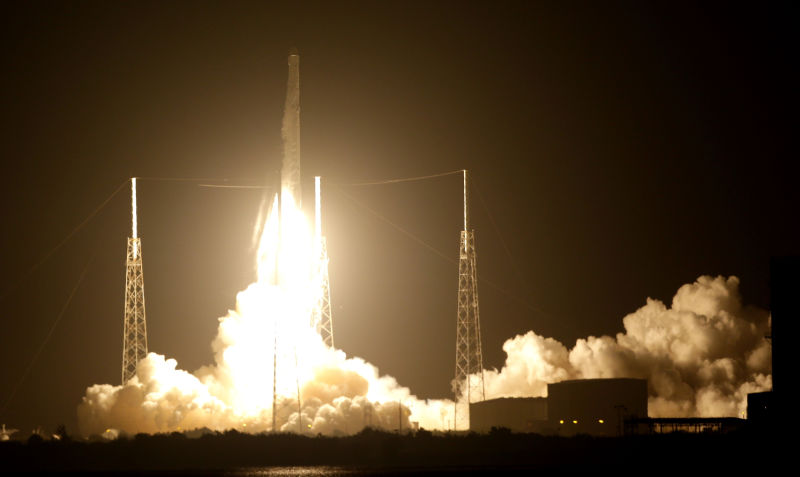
0;423;776;474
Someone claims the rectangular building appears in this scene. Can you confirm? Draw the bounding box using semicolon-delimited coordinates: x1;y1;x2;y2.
470;397;547;433
547;378;647;436
470;378;648;436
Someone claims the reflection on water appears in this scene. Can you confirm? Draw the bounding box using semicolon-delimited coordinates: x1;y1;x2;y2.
227;467;365;477
225;466;528;476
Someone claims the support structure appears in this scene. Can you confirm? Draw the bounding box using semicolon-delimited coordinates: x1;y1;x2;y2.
311;176;334;347
453;170;485;431
122;178;148;384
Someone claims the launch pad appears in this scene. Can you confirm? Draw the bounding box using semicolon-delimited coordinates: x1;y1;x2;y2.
108;50;485;436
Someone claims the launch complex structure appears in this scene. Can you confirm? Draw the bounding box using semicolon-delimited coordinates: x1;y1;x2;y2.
454;170;486;430
121;177;147;384
118;50;484;431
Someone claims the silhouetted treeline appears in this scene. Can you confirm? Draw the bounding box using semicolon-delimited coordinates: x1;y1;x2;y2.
0;424;776;474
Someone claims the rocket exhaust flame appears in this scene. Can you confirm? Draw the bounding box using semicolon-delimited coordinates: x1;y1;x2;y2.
78;50;453;436
79;180;773;435
79;184;446;434
77;270;770;436
76;53;770;437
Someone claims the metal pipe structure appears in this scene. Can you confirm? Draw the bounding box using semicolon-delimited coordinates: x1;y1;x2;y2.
131;177;138;239
463;169;468;233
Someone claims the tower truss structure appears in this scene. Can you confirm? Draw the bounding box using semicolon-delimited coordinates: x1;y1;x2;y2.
312;236;334;347
311;176;334;347
122;178;148;384
454;170;485;431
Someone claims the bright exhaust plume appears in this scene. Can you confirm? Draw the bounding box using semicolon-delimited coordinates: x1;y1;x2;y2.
79;194;451;436
77;193;771;435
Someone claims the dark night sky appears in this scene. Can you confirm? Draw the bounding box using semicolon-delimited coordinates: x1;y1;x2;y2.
0;1;795;434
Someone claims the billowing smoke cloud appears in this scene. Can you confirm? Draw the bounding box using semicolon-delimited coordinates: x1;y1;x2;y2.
482;275;771;417
78;300;451;437
78;192;452;438
77;352;443;437
79;274;768;437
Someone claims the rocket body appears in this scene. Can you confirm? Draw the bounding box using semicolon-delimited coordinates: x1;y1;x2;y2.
281;50;301;209
265;49;303;287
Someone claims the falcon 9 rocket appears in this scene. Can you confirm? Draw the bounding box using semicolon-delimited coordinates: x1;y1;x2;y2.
281;47;301;210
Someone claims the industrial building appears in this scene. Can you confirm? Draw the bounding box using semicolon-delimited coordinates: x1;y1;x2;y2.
548;378;648;436
470;378;648;436
470;397;547;434
626;417;745;434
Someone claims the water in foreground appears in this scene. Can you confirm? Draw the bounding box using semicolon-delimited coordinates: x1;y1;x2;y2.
0;425;776;475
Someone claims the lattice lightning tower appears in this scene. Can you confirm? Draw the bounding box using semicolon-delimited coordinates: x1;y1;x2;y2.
453;169;485;431
122;177;148;384
311;176;334;347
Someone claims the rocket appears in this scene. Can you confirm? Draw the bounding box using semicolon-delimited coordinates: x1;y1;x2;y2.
268;48;302;287
281;47;301;209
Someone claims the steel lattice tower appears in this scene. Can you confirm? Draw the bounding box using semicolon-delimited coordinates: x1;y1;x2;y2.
311;176;334;347
453;170;485;431
313;237;334;347
122;178;148;384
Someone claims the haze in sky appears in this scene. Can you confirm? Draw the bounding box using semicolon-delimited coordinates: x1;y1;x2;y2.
0;2;792;434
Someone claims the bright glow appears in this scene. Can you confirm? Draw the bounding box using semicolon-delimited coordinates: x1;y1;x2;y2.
78;184;454;436
573;420;578;424
559;420;564;424
598;419;604;424
221;191;450;427
315;176;322;240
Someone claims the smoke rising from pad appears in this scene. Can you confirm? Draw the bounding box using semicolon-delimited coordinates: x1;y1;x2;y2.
78;179;770;434
75;49;771;436
481;275;771;417
78;271;769;437
78;193;452;437
78;351;445;436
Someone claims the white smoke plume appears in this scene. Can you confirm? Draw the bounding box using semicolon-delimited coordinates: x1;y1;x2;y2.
77;296;452;436
78;182;769;435
78;349;448;437
78;194;452;437
482;275;772;417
